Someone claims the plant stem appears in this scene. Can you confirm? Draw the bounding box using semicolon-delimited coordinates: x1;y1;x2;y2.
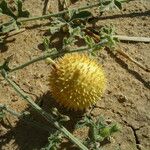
86;29;150;72
18;2;101;23
0;104;53;132
116;48;150;72
113;35;150;43
0;2;100;28
10;51;59;72
1;69;88;150
9;40;108;73
0;104;22;117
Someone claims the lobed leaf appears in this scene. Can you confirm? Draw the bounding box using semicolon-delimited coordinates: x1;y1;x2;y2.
1;20;20;33
76;115;120;149
84;35;95;48
0;0;16;19
15;0;30;17
70;10;93;21
98;0;127;14
0;110;5;121
41;131;63;150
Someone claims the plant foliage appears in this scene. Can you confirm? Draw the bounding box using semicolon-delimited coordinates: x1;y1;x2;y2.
76;115;120;150
0;0;29;33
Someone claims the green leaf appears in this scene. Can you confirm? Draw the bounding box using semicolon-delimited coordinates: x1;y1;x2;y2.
63;36;77;49
70;10;92;21
43;37;50;51
100;127;110;138
0;55;13;71
114;0;122;10
69;26;83;37
77;115;120;149
41;131;63;150
76;115;94;129
0;36;4;43
98;0;126;13
84;35;95;48
1;20;20;33
0;0;16;19
50;26;61;34
99;26;119;48
49;17;66;34
68;9;76;19
0;0;29;23
109;124;120;134
15;0;30;17
98;0;111;12
63;26;84;49
0;0;28;33
0;8;2;15
0;111;5;121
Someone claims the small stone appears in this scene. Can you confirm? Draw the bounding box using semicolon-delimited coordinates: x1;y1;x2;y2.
116;94;128;103
107;90;112;94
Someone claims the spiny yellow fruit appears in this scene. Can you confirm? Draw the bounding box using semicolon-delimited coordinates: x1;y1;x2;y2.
49;53;106;111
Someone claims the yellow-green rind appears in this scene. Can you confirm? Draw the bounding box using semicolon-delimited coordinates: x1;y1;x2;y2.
49;53;106;111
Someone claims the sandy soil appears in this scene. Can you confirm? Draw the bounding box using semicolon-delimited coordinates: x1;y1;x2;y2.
0;0;150;150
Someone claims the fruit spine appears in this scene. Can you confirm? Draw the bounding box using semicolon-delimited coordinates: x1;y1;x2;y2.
49;53;106;111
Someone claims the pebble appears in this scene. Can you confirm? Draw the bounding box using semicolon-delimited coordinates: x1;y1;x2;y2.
115;94;128;103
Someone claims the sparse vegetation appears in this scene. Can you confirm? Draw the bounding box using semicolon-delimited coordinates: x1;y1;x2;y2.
0;0;149;150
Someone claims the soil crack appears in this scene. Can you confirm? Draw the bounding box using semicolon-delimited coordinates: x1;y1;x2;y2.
91;106;144;150
129;125;141;150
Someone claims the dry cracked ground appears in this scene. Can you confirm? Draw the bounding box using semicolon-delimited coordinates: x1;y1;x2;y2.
0;0;150;150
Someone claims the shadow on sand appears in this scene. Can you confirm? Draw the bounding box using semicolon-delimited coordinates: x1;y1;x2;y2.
0;91;86;150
